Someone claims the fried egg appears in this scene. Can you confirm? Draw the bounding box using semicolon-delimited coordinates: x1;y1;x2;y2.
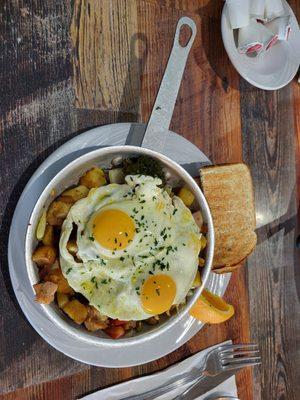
60;175;201;320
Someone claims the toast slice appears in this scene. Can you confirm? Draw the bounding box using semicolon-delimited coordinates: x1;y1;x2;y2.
199;163;257;273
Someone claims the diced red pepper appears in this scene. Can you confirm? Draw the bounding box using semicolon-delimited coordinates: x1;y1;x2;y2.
105;326;125;339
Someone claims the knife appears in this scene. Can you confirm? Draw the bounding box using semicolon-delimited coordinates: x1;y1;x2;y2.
173;369;240;400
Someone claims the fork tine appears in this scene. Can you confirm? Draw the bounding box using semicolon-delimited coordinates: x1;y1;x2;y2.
220;349;261;358
222;356;261;366
221;360;262;372
218;343;259;352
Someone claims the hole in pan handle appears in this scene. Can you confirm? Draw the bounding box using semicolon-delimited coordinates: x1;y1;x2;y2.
140;17;197;153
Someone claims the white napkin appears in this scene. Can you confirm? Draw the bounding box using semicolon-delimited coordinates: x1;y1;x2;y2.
81;341;238;400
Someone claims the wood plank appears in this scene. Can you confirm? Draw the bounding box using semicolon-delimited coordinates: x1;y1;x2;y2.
240;80;300;399
71;0;140;114
145;0;223;18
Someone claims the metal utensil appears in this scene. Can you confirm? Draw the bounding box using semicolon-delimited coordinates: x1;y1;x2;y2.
126;16;196;150
174;343;261;400
122;343;260;400
203;396;240;400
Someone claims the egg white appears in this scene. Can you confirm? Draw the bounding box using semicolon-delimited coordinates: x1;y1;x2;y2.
59;175;201;320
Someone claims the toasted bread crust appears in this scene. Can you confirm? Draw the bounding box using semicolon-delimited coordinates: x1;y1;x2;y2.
200;163;256;272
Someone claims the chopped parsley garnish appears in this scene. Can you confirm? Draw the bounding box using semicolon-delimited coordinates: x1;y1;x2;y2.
120;256;125;261
172;208;178;215
166;245;173;255
91;276;98;288
156;288;160;296
66;267;72;274
89;236;95;241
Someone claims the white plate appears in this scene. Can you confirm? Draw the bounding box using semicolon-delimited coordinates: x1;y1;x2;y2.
221;1;300;90
8;123;230;367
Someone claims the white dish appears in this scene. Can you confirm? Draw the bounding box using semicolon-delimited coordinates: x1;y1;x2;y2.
8;123;230;367
221;0;300;90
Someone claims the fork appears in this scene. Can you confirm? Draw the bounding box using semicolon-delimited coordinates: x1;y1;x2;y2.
121;343;261;400
174;343;261;399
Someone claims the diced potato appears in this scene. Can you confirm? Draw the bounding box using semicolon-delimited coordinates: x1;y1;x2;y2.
57;195;74;204
66;240;78;255
87;305;108;322
79;167;106;189
178;187;195;207
42;225;56;246
44;267;60;284
46;200;72;226
36;210;47;241
193;210;203;230
200;235;207;250
34;281;58;304
199;257;205;267
84;306;108;331
57;274;74;294
108;168;125;184
32;245;57;266
192;270;201;288
84;317;108;331
44;265;74;294
61;185;89;202
38;261;60;280
63;299;88;324
104;326;125;339
57;292;69;309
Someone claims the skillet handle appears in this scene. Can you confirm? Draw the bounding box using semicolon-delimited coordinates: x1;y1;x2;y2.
141;16;197;152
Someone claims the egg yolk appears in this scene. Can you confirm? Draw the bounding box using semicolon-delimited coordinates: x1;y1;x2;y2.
141;274;176;315
92;209;135;250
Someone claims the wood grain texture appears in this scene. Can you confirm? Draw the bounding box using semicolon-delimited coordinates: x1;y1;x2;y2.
240;79;300;400
72;0;141;113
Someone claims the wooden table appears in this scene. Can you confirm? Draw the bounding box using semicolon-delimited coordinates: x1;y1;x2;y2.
0;1;299;399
